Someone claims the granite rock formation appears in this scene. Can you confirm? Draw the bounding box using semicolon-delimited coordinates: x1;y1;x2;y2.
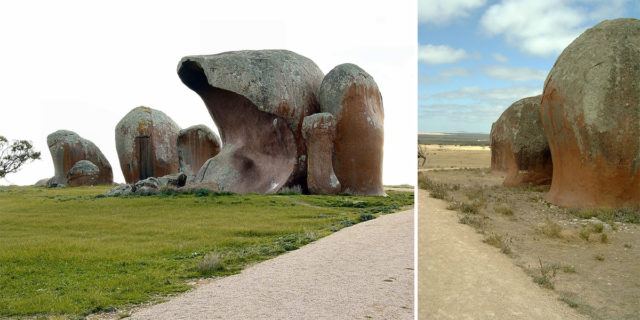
541;18;640;208
177;50;324;194
318;63;384;196
115;106;181;184
66;160;100;187
302;113;341;194
47;130;113;186
177;125;221;183
491;95;552;186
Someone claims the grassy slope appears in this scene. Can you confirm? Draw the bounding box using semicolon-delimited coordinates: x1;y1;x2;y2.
0;186;413;317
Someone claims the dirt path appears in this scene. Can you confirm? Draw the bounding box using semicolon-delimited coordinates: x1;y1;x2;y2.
418;190;586;319
131;208;414;320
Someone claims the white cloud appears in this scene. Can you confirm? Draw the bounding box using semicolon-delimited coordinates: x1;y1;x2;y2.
419;45;473;64
483;65;547;81
419;0;487;25
426;85;542;105
491;53;509;63
420;67;472;83
479;0;630;56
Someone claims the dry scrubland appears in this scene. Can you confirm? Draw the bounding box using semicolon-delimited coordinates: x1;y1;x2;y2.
419;143;640;320
0;186;413;319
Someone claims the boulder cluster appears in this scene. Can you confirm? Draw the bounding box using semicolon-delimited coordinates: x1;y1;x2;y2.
45;130;113;187
491;18;640;209
40;49;384;196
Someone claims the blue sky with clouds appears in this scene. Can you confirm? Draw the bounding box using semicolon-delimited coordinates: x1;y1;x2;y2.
418;0;640;133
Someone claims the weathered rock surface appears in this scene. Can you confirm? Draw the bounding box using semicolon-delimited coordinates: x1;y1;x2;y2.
66;160;100;187
177;50;324;194
541;18;640;208
115;106;181;184
318;63;384;196
177;125;221;183
106;173;187;196
34;178;51;186
47;130;113;186
157;172;187;188
490;95;552;186
302;113;341;194
107;184;134;196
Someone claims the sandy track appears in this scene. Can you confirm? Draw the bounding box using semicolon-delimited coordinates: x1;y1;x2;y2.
131;208;414;320
418;190;585;319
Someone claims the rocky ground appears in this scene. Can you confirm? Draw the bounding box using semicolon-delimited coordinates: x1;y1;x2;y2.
419;146;640;319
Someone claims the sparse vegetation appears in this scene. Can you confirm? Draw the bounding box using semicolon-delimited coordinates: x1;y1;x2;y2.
422;146;640;319
483;232;511;254
533;257;558;290
560;297;579;308
495;206;514;216
539;216;563;238
459;215;486;230
0;186;412;317
600;233;608;243
562;265;576;273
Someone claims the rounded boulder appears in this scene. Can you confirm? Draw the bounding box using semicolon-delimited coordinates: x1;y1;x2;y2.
541;18;640;208
115;106;181;184
491;95;552;186
318;63;384;196
47;130;113;186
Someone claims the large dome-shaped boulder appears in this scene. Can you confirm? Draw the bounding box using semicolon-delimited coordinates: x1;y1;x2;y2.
177;50;324;194
177;125;221;183
318;63;384;196
66;160;100;187
541;18;640;208
115;106;181;184
491;95;552;186
302;113;341;195
47;130;113;186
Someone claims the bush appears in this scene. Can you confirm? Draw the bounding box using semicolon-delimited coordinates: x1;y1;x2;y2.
197;253;224;274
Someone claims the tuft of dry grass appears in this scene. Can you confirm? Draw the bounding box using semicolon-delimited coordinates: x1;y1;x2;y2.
495;206;514;216
539;216;563;238
197;252;224;274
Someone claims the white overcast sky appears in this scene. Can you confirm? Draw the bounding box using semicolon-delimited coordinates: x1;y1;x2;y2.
0;0;417;186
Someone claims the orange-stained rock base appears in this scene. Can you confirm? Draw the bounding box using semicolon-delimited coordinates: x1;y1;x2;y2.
333;84;385;196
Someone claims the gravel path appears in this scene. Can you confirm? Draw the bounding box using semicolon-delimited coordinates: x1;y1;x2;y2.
418;190;585;319
132;208;414;320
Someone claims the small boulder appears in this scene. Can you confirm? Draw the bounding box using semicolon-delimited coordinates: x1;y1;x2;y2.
318;63;384;196
302;113;341;194
66;160;100;187
490;95;552;186
177;125;221;183
115;106;181;184
157;172;187;188
34;178;51;186
107;184;135;196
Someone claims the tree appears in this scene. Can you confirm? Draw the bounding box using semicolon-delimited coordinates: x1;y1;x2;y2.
0;136;41;178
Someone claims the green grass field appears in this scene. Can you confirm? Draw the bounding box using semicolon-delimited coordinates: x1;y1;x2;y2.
0;186;413;318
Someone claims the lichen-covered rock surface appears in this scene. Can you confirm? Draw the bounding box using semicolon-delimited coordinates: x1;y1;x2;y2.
541;18;640;208
177;125;221;183
66;160;100;187
491;95;552;186
318;63;384;196
177;50;324;194
115;106;181;184
47;130;113;186
302;113;341;194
